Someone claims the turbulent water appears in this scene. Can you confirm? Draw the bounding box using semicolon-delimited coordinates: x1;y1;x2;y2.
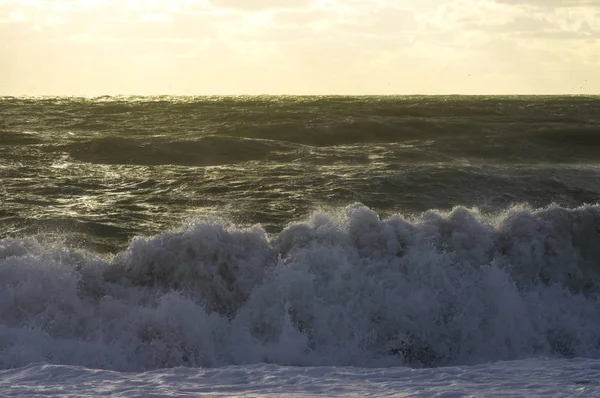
1;96;600;387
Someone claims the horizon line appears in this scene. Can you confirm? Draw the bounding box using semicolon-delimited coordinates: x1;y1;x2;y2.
1;93;599;98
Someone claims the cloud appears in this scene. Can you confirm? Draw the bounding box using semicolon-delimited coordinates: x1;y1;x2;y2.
208;0;314;11
493;0;600;7
1;0;599;94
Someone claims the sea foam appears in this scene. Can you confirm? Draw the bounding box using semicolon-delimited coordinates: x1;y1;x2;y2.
0;204;599;371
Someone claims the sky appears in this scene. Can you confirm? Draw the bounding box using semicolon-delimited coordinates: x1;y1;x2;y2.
1;0;599;95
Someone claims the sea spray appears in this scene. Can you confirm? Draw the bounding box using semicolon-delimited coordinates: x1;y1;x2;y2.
1;204;599;371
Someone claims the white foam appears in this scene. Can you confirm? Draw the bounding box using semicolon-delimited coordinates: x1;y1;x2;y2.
0;359;599;397
0;204;599;371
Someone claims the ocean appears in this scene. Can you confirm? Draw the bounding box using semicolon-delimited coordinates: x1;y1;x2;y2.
1;95;600;396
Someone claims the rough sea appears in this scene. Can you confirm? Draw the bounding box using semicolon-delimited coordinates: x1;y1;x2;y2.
1;95;600;396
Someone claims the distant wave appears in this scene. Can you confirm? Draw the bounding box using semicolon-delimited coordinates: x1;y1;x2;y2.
61;136;295;166
6;125;595;166
0;131;43;145
1;204;599;371
2;95;600;165
530;126;600;147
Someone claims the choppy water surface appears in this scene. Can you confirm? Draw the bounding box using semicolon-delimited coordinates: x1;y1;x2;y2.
2;95;600;251
1;96;600;375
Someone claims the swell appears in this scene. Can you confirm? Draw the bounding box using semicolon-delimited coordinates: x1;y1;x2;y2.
49;126;600;167
3;96;600;164
1;204;600;371
223;119;453;146
0;131;44;145
61;136;295;166
529;127;600;147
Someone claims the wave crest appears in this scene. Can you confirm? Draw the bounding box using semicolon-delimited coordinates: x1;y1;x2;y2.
1;204;600;370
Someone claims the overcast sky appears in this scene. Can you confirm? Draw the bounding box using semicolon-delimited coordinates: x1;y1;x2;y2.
1;0;599;95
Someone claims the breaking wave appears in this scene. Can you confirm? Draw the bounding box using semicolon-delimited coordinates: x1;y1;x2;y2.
1;204;600;371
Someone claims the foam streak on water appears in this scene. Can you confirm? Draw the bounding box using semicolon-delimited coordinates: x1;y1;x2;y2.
1;359;599;397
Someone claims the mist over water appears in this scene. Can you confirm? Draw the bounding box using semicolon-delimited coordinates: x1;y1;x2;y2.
1;95;600;371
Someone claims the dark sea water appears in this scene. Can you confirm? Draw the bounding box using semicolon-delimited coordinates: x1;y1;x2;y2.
2;95;600;252
1;95;600;371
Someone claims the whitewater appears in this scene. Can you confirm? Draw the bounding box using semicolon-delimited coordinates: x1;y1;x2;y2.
1;204;600;396
1;96;600;396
